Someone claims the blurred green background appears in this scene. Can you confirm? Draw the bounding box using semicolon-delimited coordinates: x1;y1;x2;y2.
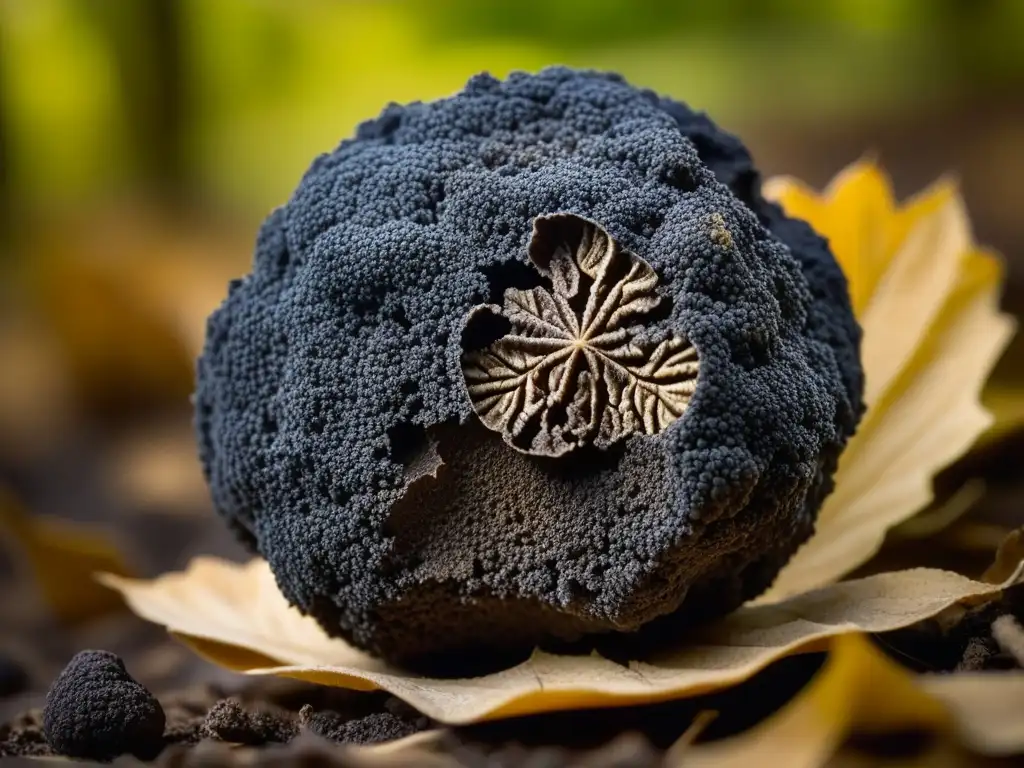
3;0;1024;234
0;0;1022;581
2;0;1024;707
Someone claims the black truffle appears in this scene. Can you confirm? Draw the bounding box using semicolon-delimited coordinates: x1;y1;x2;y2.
42;650;165;761
196;67;863;668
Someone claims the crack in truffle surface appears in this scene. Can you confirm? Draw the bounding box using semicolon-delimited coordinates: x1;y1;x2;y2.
462;213;700;457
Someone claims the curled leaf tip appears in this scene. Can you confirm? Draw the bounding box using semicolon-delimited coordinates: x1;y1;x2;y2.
759;159;1017;601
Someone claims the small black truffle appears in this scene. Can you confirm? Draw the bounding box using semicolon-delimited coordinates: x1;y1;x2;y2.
42;650;165;762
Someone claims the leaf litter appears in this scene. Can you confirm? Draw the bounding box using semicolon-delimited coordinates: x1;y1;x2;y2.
0;485;134;625
759;161;1016;601
100;557;1024;725
10;159;1017;763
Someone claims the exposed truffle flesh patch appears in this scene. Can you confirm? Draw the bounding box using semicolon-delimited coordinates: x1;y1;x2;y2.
462;214;700;457
387;422;443;484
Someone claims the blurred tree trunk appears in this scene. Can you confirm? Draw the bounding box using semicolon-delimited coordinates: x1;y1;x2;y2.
87;0;191;210
937;0;1013;93
0;36;11;246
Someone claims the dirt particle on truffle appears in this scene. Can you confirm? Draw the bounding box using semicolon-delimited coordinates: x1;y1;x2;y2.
707;212;733;248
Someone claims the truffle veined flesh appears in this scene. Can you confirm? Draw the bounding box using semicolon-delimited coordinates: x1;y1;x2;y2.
195;66;864;669
463;213;700;457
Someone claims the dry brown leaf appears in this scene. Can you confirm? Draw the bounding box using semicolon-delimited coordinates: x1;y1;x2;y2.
27;245;195;411
979;384;1024;447
761;162;1016;601
0;310;76;459
99;558;1023;725
19;208;249;413
920;672;1024;756
933;526;1024;627
677;637;1024;765
980;527;1024;585
105;421;211;514
0;487;133;624
672;634;950;768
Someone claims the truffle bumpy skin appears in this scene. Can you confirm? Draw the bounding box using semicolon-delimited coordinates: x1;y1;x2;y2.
42;650;166;761
196;67;864;669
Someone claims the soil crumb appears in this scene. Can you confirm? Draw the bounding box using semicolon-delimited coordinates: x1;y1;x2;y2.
0;708;48;758
299;705;421;745
0;682;429;762
200;698;298;745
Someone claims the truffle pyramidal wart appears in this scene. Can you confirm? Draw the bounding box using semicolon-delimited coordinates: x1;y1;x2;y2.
195;66;863;669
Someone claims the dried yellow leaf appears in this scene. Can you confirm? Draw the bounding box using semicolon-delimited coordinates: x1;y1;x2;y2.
18;211;249;413
928;526;1024;630
980;527;1024;586
0;487;133;624
674;634;950;768
761;162;1016;600
99;557;1022;725
980;388;1024;448
921;672;1024;756
684;636;1024;764
674;632;1024;765
762;162;953;319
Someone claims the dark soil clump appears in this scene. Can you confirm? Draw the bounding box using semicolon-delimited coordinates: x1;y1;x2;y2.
1;678;430;763
200;698;299;745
